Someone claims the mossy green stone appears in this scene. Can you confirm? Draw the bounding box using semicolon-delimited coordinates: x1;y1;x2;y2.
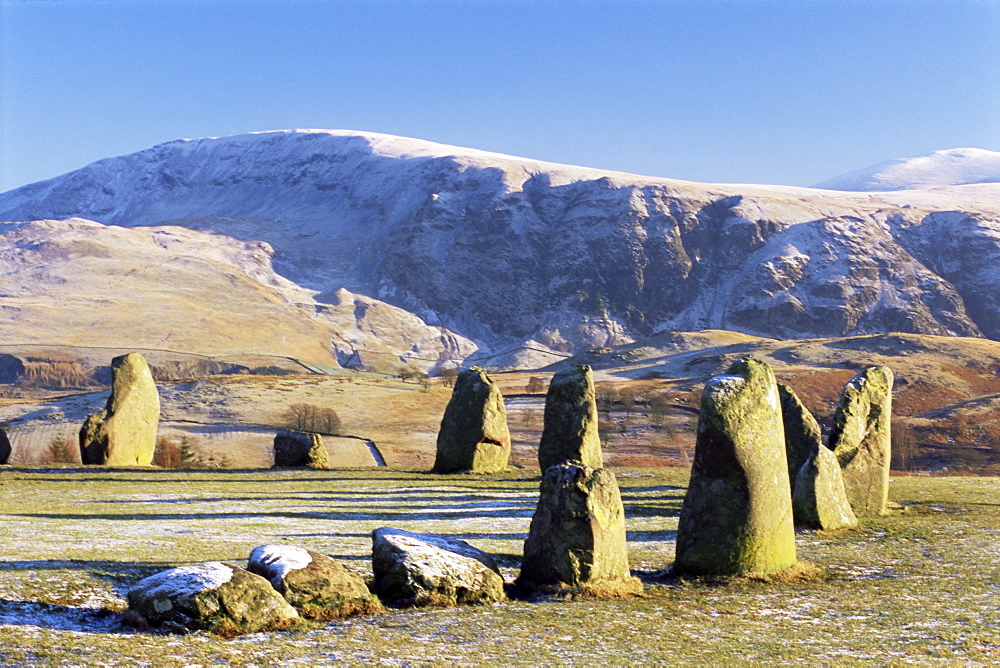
792;446;858;530
675;358;797;576
432;367;510;473
778;383;822;484
273;430;330;469
538;365;603;472
517;461;636;590
79;353;160;466
828;366;893;517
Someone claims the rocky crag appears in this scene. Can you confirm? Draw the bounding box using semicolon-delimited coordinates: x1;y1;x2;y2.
1;131;1000;365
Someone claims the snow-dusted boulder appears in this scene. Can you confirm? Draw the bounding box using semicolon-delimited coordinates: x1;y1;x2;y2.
247;545;381;619
126;561;298;635
371;527;505;607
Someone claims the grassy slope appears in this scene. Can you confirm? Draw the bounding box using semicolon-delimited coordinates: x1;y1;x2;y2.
0;467;996;664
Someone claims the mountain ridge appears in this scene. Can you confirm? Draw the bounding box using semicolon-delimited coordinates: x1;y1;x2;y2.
1;130;1000;366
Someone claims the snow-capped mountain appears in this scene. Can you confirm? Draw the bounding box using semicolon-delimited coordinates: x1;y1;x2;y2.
814;148;1000;191
1;130;1000;366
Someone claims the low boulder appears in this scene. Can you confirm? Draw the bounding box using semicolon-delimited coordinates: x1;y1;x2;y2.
538;365;603;472
126;561;299;635
247;545;382;619
371;527;505;607
792;446;858;531
674;358;797;576
432;367;510;474
827;366;893;517
0;428;10;465
273;429;329;469
516;460;642;597
80;353;160;466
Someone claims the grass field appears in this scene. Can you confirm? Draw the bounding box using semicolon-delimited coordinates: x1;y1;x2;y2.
0;466;996;665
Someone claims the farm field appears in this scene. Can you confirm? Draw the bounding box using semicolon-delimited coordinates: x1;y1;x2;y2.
0;466;996;664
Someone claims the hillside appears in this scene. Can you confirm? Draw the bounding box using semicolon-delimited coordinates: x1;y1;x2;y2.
815;148;1000;191
1;130;999;363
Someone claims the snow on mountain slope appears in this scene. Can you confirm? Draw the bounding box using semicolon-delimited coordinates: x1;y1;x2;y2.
1;130;1000;360
0;218;474;370
814;148;1000;191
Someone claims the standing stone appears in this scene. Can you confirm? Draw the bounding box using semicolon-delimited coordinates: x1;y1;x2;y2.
675;358;797;576
247;545;382;618
273;429;330;469
516;461;642;596
792;446;858;530
432;367;510;473
538;365;603;472
827;366;893;517
0;428;10;464
126;561;299;635
778;383;823;483
371;528;506;607
79;353;160;466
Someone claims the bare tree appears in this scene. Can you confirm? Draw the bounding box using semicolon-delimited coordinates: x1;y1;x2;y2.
526;376;547;395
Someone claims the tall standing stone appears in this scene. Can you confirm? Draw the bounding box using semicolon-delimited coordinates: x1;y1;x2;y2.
516;460;642;596
778;383;823;483
538;365;602;472
432;367;510;473
675;358;797;576
827;366;893;517
79;353;160;466
792;446;858;530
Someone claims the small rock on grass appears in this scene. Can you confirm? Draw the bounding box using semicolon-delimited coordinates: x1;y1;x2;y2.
371;527;506;607
248;545;382;619
126;561;299;636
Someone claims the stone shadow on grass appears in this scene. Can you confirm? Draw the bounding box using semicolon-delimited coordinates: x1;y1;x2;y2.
0;599;125;634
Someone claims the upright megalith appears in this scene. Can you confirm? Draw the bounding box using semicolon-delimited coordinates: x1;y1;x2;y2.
432;367;510;473
792;446;857;530
538;365;603;472
273;429;330;469
674;358;797;576
516;460;642;596
778;383;823;484
827;366;893;517
79;353;160;466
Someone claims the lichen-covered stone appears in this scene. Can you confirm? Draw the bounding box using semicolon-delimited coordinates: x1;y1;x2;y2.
371;527;506;607
127;561;299;635
79;353;160;466
516;461;641;596
827;366;893;517
273;429;329;469
792;446;858;530
538;365;603;472
432;367;510;473
0;428;10;465
778;383;823;484
675;358;797;576
247;545;381;618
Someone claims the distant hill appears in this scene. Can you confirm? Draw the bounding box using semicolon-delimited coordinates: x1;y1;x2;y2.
814;148;1000;191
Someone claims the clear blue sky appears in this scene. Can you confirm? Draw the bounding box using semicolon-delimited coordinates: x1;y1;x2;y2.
1;0;998;191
